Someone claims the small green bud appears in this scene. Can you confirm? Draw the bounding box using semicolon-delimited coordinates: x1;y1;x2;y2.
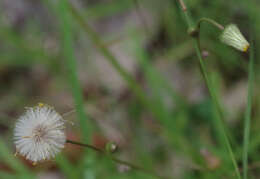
105;142;117;153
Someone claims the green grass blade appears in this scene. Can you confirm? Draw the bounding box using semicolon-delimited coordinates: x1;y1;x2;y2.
67;3;180;129
0;171;17;179
66;2;204;167
67;4;149;108
0;140;34;178
55;154;80;179
242;39;254;179
57;0;92;141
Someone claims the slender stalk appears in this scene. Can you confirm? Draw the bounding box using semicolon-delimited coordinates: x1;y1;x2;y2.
66;140;170;179
242;39;254;179
176;1;241;178
67;139;103;152
194;40;240;178
197;18;224;31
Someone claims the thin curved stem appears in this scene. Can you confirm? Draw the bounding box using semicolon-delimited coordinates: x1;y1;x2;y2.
66;140;170;179
67;140;102;152
197;18;224;31
196;18;224;51
176;1;241;178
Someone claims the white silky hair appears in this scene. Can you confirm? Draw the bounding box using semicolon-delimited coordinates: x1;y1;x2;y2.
14;105;66;163
220;24;249;52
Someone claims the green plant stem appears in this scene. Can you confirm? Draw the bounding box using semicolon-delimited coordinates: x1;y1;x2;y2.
194;40;240;178
66;140;170;179
58;0;92;141
176;0;241;178
67;139;103;152
242;39;254;179
197;18;224;31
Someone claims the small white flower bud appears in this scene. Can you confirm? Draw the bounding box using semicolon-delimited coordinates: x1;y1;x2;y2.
14;104;66;163
220;24;249;52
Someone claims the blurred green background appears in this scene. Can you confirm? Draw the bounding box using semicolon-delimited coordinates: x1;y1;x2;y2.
0;0;259;178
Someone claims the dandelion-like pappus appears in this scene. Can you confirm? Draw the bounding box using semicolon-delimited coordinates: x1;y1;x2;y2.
14;104;66;163
220;24;249;52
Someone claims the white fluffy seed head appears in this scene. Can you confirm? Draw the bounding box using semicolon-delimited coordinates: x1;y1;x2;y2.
14;104;66;163
220;24;249;52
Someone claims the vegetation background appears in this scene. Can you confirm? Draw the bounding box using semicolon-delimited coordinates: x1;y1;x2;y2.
0;0;259;178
